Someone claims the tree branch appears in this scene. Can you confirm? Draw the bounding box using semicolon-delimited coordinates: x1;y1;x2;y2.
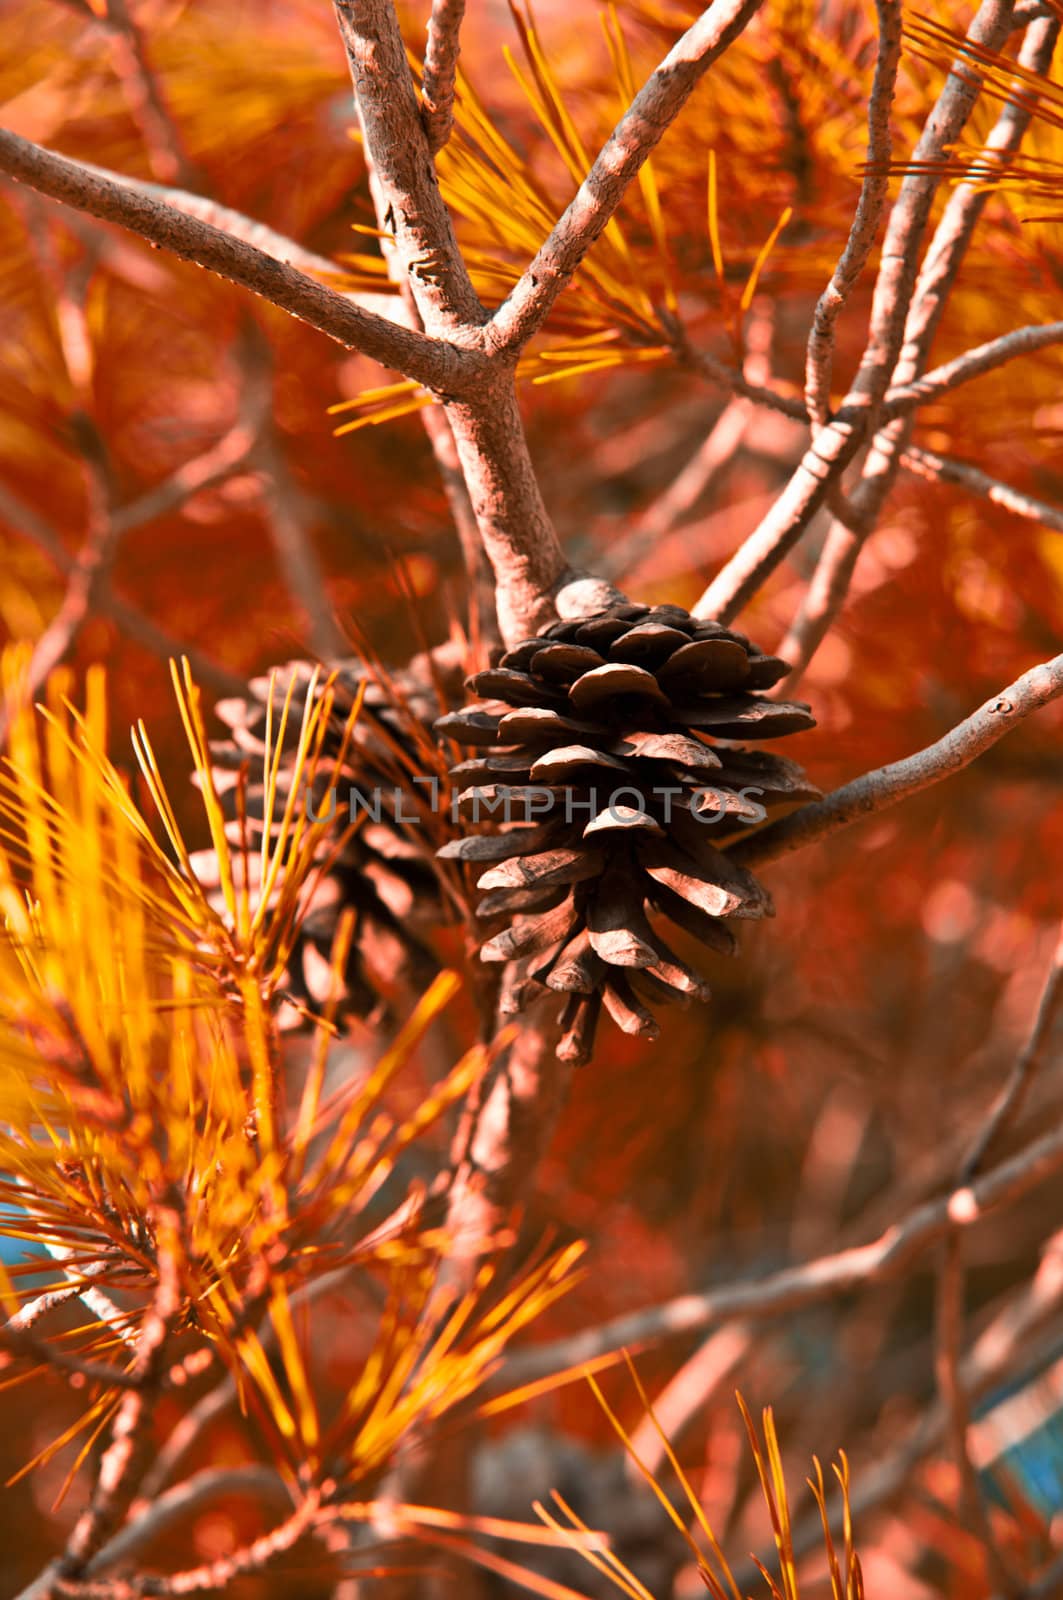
331;0;617;645
420;0;466;155
961;920;1063;1182
691;414;867;623
84;1467;290;1579
54;1206;184;1582
732;1225;1063;1588
333;0;484;334
935;1233;1019;1593
495;1110;1063;1392
484;0;766;357
902;441;1063;531
0;475;245;695
727;651;1063;872
0;127;470;392
776;11;1057;683
693;0;1019;624
884;318;1063;417
804;0;903;428
56;158;403;315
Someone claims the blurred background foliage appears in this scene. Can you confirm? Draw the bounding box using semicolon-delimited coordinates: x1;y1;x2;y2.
1;0;1063;1592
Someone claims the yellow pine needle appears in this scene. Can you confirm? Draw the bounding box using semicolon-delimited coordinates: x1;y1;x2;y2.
332;393;435;434
339;1498;609;1549
346;1306;449;1460
476;1347;630;1417
835;1451;856;1595
131;719;211;907
253;666;313;932
529;348;668;384
475;1240;585;1336
235;1323;299;1443
707;151;729;297
502;44;587;188
314;970;460;1184
268;1276;319;1454
537;1493;652;1600
505;5;592;178
407;1522;601;1600
328;380;423;413
337;1285;397;1436
165;659;238;917
739;204;794;317
584;1371;713;1581
290;909;358;1175
501;14;644;298
736;1394;799;1600
335;1041;487;1208
809;1460;842;1599
602;6;677;316
6;1388;116;1489
621;1355;741;1600
447;74;557;228
437;50;660;329
764;1405;799;1600
332;251;392;275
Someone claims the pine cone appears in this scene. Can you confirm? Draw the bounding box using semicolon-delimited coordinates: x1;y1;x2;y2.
435;603;818;1064
200;646;462;1027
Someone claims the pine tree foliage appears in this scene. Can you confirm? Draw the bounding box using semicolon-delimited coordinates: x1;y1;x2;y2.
1;0;1063;1593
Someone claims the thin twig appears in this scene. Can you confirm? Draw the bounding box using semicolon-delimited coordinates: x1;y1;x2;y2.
902;441;1063;531
883;318;1063;417
681;314;1063;433
681;343;807;421
55;1205;184;1581
0;458;250;703
0;236;123;735
727;650;1063;872
493;1108;1063;1392
962;921;1063;1182
85;1467;290;1577
90;14;350;669
109;402;266;540
5;1281;85;1332
935;1233;1019;1593
0;1322;144;1388
22;1489;323;1599
690;415;868;622
421;0;466;154
804;0;903;428
100;0;200;188
253;423;349;658
0;477;245;694
607;398;754;583
607;303;777;580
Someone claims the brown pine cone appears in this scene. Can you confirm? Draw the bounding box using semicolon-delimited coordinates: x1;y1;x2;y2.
435;602;818;1064
198;646;462;1027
